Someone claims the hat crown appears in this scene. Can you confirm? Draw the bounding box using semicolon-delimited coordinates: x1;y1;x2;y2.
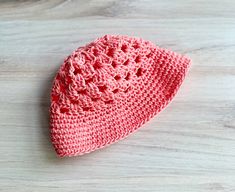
51;35;157;114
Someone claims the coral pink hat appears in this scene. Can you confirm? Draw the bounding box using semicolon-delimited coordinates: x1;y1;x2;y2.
50;35;191;157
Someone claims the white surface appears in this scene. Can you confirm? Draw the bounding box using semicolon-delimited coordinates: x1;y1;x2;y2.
0;0;235;191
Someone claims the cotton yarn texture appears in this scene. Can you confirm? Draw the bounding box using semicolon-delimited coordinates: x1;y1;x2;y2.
50;35;191;157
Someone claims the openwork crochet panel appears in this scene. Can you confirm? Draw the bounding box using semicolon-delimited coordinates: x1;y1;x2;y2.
50;35;191;157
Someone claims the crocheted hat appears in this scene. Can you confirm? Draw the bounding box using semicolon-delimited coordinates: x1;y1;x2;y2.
50;35;191;157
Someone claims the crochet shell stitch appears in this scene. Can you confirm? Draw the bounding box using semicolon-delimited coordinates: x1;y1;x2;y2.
50;35;191;157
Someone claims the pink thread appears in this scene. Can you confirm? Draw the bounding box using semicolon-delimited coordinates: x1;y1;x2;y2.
50;35;191;157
